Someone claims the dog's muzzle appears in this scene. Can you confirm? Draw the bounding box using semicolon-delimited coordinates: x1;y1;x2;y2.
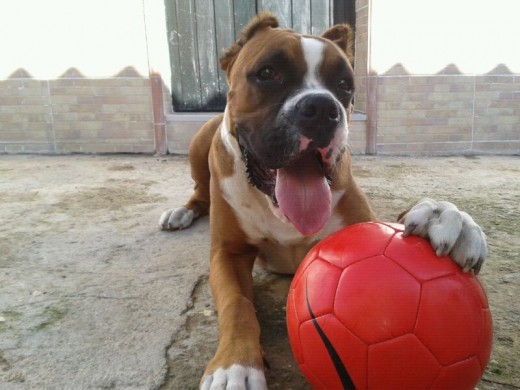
236;91;348;236
293;93;342;149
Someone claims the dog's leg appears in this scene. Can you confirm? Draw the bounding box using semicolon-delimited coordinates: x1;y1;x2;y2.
200;180;267;389
159;115;222;231
200;249;266;390
399;198;488;273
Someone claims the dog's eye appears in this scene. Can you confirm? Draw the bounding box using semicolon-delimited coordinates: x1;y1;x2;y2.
337;79;352;93
257;66;281;82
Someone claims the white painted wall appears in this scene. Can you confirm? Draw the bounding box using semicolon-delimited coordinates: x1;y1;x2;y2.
0;0;171;84
371;0;520;74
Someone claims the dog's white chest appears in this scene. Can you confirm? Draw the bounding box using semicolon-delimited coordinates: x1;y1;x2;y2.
220;169;345;273
220;171;304;245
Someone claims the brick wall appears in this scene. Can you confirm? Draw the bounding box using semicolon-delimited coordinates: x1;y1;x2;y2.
0;69;154;154
353;1;519;156
375;65;520;155
1;3;518;156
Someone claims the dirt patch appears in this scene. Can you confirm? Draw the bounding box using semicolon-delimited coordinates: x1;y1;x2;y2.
53;185;164;214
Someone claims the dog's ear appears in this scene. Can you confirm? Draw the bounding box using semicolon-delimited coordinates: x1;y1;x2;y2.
321;24;355;66
220;12;279;74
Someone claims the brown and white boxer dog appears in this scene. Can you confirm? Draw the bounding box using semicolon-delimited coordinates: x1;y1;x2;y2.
159;13;487;390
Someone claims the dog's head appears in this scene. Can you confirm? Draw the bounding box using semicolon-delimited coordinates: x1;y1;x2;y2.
221;13;355;235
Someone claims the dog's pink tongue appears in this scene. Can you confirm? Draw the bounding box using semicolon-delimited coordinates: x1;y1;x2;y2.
275;154;331;236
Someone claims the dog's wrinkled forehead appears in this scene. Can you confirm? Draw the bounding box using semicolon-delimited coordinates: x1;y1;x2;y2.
229;29;333;90
220;13;355;89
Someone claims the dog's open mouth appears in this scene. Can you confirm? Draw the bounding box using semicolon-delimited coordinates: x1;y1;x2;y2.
242;146;334;236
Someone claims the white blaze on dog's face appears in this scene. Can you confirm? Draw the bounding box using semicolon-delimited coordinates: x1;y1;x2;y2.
220;17;355;236
282;36;351;168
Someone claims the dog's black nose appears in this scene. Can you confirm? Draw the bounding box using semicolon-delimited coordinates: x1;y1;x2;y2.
298;95;339;122
295;94;341;147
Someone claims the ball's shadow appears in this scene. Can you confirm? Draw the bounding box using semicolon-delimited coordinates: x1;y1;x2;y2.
253;268;312;389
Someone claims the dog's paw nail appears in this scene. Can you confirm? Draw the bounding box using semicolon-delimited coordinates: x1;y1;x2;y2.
463;257;477;273
435;242;450;257
403;223;417;236
473;258;484;275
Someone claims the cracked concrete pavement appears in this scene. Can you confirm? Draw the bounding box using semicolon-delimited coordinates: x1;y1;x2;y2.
0;155;210;389
0;154;518;389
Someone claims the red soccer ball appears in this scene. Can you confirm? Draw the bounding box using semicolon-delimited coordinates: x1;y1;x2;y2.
287;222;492;390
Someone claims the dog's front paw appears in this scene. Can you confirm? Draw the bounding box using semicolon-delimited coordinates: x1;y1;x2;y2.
400;198;487;274
158;207;195;231
200;365;267;390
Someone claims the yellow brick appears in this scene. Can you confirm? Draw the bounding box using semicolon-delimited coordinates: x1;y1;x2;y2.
476;83;518;92
476;75;515;84
377;76;409;85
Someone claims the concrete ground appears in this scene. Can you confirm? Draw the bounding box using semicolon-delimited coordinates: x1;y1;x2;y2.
0;154;518;389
